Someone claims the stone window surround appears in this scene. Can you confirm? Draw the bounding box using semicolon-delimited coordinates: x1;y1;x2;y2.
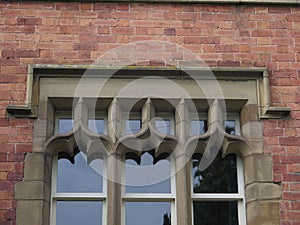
9;65;289;225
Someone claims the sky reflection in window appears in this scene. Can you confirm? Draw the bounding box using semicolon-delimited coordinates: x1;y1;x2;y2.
57;153;103;193
126;202;171;225
126;153;171;193
56;201;102;225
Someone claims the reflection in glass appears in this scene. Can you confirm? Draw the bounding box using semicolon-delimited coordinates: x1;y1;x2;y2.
57;153;103;193
125;119;141;134
191;120;207;136
126;202;171;225
193;201;238;225
155;119;171;135
126;153;171;193
89;119;105;134
225;120;236;135
56;201;102;225
58;119;73;133
192;153;237;193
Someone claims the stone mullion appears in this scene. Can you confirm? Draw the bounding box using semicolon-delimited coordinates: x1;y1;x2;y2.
175;151;192;225
208;99;223;131
175;99;189;143
73;97;88;129
106;152;122;225
141;97;155;130
174;99;192;225
108;98;122;142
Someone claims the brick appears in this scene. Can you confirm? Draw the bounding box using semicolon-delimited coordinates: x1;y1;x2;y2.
280;137;300;146
287;14;300;22
0;201;12;210
251;29;274;37
268;7;291;13
17;18;42;26
56;2;79;10
16;50;40;58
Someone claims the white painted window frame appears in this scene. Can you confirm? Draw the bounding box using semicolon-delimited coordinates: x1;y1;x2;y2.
191;114;246;225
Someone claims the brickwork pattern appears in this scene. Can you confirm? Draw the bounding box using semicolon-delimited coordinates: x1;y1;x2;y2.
0;2;299;225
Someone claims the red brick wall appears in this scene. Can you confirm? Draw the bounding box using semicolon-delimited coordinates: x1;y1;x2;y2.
0;1;299;225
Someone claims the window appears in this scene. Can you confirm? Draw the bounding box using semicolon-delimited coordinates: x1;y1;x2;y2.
155;115;174;135
14;66;285;225
124;153;175;225
51;118;106;225
50;98;246;225
190;113;207;136
191;119;246;225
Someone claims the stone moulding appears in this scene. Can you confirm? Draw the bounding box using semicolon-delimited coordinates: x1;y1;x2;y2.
6;64;290;119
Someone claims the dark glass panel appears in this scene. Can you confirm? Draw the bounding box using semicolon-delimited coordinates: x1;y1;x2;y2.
225;120;236;135
193;153;238;193
56;201;102;225
126;153;171;193
57;153;103;193
193;201;238;225
126;202;171;225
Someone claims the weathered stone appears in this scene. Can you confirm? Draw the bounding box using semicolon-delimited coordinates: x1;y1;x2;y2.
24;152;52;182
247;201;280;225
241;104;259;125
246;183;281;203
244;154;273;184
15;181;51;201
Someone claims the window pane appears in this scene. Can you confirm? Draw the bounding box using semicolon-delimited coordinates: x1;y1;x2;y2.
57;153;103;193
193;201;238;225
56;201;102;225
125;119;141;134
126;153;171;193
191;120;207;136
225;120;236;135
155;119;171;135
58;119;73;133
193;153;238;193
126;202;171;225
89;119;105;134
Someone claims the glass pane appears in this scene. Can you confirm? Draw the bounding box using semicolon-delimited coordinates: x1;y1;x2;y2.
192;153;238;193
57;153;103;193
89;119;105;134
225;120;236;135
191;120;207;136
126;153;171;193
155;119;171;135
56;201;102;225
58;119;73;133
126;202;171;225
193;201;238;225
125;119;141;134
